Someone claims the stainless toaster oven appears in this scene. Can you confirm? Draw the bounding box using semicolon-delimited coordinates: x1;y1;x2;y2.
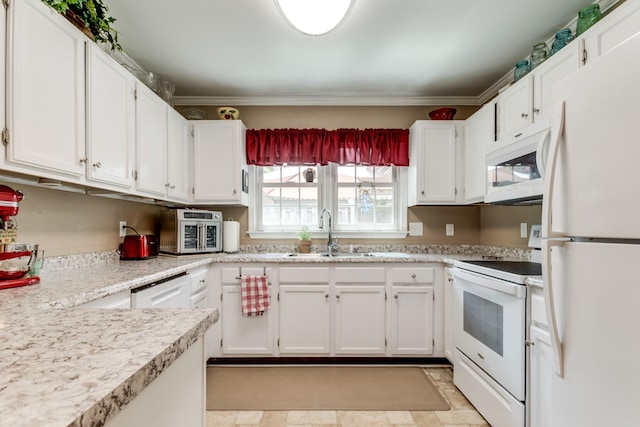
159;209;222;254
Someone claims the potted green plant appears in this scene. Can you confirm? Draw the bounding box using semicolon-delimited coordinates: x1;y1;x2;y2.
296;226;312;254
42;0;121;50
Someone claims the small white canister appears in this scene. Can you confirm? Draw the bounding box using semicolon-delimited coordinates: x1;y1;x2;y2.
223;219;240;253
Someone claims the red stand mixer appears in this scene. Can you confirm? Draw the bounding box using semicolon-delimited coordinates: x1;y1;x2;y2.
0;185;41;289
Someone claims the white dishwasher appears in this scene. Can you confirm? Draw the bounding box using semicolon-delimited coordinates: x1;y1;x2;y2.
131;273;191;309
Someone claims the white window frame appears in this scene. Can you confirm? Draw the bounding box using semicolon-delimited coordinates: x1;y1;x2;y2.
248;164;407;239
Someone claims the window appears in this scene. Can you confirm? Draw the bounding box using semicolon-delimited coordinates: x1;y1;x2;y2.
250;164;407;238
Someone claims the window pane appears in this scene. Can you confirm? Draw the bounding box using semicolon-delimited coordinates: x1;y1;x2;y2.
374;167;393;183
337;166;356;183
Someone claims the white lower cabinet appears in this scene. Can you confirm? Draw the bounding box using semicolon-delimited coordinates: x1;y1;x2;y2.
279;284;331;354
334;285;386;354
219;267;274;355
390;285;433;355
213;263;443;358
528;285;552;427
444;267;455;363
390;267;436;355
528;325;552;427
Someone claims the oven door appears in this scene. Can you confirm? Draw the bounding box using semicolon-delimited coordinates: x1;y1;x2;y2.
453;267;526;400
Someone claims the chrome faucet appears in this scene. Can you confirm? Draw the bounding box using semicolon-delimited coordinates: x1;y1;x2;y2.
319;208;338;256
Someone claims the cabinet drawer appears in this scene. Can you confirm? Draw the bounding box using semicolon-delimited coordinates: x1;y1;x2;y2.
530;286;547;327
189;266;208;294
390;267;435;284
334;267;385;283
279;267;329;283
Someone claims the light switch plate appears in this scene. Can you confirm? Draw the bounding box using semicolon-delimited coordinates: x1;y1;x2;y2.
520;223;528;238
408;222;423;236
446;224;454;236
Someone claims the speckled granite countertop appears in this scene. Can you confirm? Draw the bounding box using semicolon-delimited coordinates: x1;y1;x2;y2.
0;255;218;427
0;246;535;427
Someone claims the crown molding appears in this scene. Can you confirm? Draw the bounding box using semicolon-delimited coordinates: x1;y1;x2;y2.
172;95;483;107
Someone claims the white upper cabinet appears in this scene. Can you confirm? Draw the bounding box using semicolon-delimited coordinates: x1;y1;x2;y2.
135;83;167;197
463;103;494;203
408;121;463;205
531;42;581;124
165;108;190;202
192;120;248;205
5;0;86;180
85;43;135;189
496;42;579;142
582;0;640;63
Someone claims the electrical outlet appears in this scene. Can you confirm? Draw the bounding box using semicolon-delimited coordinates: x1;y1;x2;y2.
446;224;454;236
119;221;127;237
408;222;423;236
520;222;528;238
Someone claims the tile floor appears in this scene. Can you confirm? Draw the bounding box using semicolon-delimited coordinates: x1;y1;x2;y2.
206;367;490;427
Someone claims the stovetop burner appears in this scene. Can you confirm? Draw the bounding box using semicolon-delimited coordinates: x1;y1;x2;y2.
463;260;542;276
454;259;541;284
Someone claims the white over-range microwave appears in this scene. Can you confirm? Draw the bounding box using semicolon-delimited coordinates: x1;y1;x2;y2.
159;209;223;254
484;121;550;205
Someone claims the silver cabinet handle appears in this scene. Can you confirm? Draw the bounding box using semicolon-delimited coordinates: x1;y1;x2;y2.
532;108;540;114
394;294;398;299
525;340;535;347
79;158;88;164
521;112;529;118
336;295;340;300
93;162;102;168
411;273;416;279
325;294;329;299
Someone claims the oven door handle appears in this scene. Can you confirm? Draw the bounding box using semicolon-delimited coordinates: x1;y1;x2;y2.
452;268;526;298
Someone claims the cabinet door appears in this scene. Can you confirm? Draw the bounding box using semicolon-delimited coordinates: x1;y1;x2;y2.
529;325;553;427
192;121;248;205
221;285;274;355
443;268;455;363
496;77;532;141
135;84;167;196
6;0;85;179
334;285;386;354
390;285;434;355
85;44;135;189
532;43;580;124
463;103;493;203
279;285;331;354
166;108;190;202
409;121;458;205
582;0;640;64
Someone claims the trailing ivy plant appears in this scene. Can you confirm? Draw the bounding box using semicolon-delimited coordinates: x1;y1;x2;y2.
42;0;121;50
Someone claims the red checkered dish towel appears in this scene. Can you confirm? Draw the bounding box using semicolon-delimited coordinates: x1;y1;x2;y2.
240;275;270;317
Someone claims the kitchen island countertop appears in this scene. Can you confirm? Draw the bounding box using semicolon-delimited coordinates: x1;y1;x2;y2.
0;255;218;427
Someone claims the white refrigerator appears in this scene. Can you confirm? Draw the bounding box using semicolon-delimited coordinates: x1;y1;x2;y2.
542;31;640;426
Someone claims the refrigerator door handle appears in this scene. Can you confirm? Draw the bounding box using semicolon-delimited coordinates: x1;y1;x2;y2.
542;238;568;377
543;101;565;239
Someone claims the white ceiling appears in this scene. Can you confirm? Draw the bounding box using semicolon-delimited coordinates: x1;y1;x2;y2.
102;0;603;105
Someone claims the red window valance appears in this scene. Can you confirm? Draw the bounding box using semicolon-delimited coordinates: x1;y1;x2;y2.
246;128;409;167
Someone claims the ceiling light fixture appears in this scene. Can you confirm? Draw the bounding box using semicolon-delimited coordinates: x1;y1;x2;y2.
274;0;355;36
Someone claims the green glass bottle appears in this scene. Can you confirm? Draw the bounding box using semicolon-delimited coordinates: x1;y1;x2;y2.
576;5;602;36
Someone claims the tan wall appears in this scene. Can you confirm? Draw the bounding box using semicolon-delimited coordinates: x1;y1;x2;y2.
480;205;543;248
177;105;480;129
2;181;163;256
